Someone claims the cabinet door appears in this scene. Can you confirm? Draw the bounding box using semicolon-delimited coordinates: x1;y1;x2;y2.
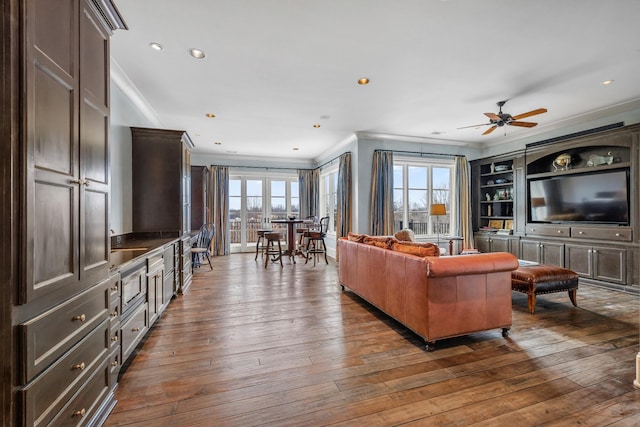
79;3;110;283
519;240;541;263
565;244;593;278
24;0;80;303
490;237;510;253
593;246;626;284
540;241;564;266
475;235;491;253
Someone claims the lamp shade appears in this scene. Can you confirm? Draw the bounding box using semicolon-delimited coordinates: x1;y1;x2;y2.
430;203;446;216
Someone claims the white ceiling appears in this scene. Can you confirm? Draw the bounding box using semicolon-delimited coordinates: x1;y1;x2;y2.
110;0;640;162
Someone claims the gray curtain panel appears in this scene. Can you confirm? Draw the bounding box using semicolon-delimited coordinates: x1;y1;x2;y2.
336;153;352;261
210;165;230;255
297;168;319;219
454;156;474;250
370;150;394;236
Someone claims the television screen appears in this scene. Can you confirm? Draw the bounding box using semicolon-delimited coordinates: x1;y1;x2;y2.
528;169;629;225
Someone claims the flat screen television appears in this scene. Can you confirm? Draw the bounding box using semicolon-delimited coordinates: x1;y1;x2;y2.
528;169;629;225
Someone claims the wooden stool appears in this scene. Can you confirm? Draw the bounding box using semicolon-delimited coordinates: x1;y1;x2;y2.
304;230;328;266
264;232;283;268
255;229;273;260
511;263;579;314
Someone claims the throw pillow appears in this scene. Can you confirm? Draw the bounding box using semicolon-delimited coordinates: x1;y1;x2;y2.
394;228;415;242
391;241;440;257
347;232;367;243
363;235;396;249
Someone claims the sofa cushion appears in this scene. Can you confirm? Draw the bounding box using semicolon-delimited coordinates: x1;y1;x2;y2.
391;241;440;257
347;232;367;243
394;228;415;242
363;236;396;249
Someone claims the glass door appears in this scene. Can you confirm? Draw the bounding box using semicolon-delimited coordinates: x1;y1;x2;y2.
229;175;299;253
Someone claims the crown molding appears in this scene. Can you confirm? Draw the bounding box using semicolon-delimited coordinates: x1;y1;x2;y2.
110;58;164;128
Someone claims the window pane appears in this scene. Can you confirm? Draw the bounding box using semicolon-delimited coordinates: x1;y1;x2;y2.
271;180;285;197
393;165;403;188
408;166;427;189
433;167;450;190
247;180;262;197
229;179;241;196
408;189;427;211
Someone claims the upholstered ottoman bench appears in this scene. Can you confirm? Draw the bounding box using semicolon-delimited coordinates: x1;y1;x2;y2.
511;262;579;314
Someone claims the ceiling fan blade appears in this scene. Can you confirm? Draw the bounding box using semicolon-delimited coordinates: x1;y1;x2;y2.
509;121;538;128
457;123;491;129
484;112;501;121
482;125;497;135
512;108;547;120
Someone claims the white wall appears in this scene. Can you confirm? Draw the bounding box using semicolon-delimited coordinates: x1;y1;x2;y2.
109;83;158;235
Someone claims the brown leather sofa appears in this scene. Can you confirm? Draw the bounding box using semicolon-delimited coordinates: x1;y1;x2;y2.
337;237;519;350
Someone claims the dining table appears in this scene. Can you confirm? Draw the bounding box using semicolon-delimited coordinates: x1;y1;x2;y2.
271;218;304;263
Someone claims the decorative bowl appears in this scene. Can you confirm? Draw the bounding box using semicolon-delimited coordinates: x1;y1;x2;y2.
494;164;509;172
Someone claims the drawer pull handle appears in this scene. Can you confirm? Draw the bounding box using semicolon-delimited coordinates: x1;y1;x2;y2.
111;335;118;342
72;362;85;370
111;285;119;292
557;230;562;233
72;408;86;418
616;233;621;237
110;310;118;318
132;327;140;332
72;314;86;322
579;231;584;234
111;360;118;367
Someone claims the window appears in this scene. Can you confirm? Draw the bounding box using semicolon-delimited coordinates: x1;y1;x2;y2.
393;158;453;237
319;165;338;234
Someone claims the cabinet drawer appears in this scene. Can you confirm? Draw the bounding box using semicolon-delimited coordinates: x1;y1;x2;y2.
108;273;120;301
48;357;111;427
20;320;109;427
121;264;146;316
526;224;570;237
571;226;632;242
19;279;109;383
147;249;164;272
108;347;120;389
108;296;119;330
121;302;149;362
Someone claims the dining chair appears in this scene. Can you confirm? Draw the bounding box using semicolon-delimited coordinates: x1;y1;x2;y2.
304;216;329;265
192;223;215;270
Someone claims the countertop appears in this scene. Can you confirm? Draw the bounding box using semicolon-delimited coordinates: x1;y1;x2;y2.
110;237;179;271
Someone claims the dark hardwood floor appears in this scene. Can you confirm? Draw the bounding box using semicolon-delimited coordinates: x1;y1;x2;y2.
105;253;640;426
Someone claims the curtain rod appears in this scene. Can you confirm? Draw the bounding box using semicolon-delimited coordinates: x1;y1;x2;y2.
316;151;351;170
210;164;299;171
374;149;463;158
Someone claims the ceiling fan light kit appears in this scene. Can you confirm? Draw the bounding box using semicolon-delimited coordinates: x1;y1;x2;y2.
460;100;547;135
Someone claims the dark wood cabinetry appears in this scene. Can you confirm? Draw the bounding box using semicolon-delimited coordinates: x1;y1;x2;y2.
472;124;640;292
2;1;126;425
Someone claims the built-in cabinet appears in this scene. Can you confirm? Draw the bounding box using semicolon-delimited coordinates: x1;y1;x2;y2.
2;1;127;425
131;127;194;293
472;124;640;292
191;166;210;231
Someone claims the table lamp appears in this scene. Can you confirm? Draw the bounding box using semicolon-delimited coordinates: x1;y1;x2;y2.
430;203;446;248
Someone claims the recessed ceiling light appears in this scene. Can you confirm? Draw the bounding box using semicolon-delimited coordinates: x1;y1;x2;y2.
206;113;216;118
602;80;614;85
313;124;321;128
357;77;370;85
149;42;164;51
214;141;222;145
189;48;206;59
293;147;299;151
226;150;237;154
320;115;331;120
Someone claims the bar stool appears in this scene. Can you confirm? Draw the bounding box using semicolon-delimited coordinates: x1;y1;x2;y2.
304;216;329;266
255;228;273;260
295;216;316;256
264;232;283;268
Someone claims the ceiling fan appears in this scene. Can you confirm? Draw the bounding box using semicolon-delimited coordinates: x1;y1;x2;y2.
459;100;547;135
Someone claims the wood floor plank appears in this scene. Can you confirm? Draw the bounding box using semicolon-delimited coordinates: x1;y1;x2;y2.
104;253;640;426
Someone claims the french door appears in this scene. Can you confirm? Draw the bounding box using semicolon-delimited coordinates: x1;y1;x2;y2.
229;174;299;252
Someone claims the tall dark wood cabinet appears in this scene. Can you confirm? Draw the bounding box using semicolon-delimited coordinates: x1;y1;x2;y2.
191;166;210;231
1;0;126;425
131;127;194;293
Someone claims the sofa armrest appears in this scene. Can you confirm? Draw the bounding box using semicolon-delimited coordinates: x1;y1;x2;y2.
425;252;518;277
